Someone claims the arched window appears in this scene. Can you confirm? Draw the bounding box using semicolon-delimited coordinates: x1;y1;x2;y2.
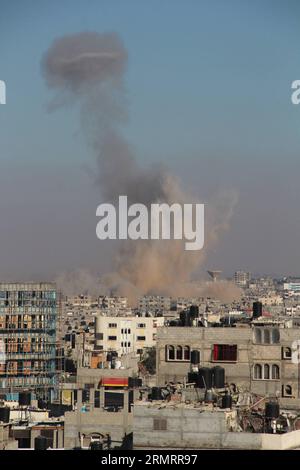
272;364;280;379
282;347;291;359
264;364;270;380
254;364;262;379
254;328;262;344
176;345;183;360
284;385;292;396
167;345;175;361
263;329;271;344
183;345;190;361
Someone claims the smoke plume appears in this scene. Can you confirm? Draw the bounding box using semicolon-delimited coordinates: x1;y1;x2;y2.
42;31;238;305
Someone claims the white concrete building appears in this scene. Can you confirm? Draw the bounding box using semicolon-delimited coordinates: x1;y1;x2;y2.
95;315;165;356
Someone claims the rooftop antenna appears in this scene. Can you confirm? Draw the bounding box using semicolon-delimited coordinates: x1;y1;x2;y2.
207;270;222;282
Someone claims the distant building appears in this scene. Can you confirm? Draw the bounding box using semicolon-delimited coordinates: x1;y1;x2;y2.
0;282;57;400
284;282;300;297
95;315;164;356
139;296;171;313
234;271;251;287
99;296;128;311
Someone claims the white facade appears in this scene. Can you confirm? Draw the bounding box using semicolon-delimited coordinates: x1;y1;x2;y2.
95;315;165;356
234;271;251;287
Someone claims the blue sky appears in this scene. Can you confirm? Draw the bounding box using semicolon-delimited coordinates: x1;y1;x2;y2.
0;0;300;279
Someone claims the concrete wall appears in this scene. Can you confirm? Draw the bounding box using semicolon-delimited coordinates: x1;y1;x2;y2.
64;407;133;449
133;403;300;450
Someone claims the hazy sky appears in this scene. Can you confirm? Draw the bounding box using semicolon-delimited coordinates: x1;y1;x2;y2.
0;0;300;281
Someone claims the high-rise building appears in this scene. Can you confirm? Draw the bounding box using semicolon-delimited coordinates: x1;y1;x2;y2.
234;271;251;287
0;282;57;400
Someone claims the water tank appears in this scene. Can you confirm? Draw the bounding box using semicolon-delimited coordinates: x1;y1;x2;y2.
197;368;213;389
34;435;48;450
253;301;262;319
151;387;162;400
221;394;232;409
90;441;103;450
265;402;279;419
19;391;31;406
187;372;198;385
213;366;225;388
0;407;10;423
180;311;191;327
190;305;199;318
190;350;200;365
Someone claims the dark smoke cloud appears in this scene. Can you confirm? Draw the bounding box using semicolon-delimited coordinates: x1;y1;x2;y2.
42;31;238;305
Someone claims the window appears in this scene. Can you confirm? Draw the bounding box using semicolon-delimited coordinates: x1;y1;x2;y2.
254;364;262;379
176;345;183;360
254;328;262;344
283;385;292;397
137;323;146;328
128;329;131;334
271;329;280;343
166;345;175;361
272;364;280;380
282;347;292;359
264;329;271;344
213;344;237;362
153;418;167;431
108;336;117;341
137;336;146;341
108;323;117;328
264;364;270;380
254;363;280;380
184;346;190;361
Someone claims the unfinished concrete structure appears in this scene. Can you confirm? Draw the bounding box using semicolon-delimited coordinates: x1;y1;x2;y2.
0;282;57;400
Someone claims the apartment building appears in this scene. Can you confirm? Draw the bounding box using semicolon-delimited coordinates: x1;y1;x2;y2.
156;325;300;408
95;315;164;356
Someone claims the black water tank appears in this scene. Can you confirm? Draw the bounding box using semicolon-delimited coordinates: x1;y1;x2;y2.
90;441;103;450
19;391;31;406
253;301;262;319
187;372;198;385
0;407;10;423
213;366;225;388
190;350;200;365
169;320;179;326
190;305;199;318
221;394;232;409
34;435;48;450
180;311;191;327
197;368;213;389
265;402;279;419
151;387;162;400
